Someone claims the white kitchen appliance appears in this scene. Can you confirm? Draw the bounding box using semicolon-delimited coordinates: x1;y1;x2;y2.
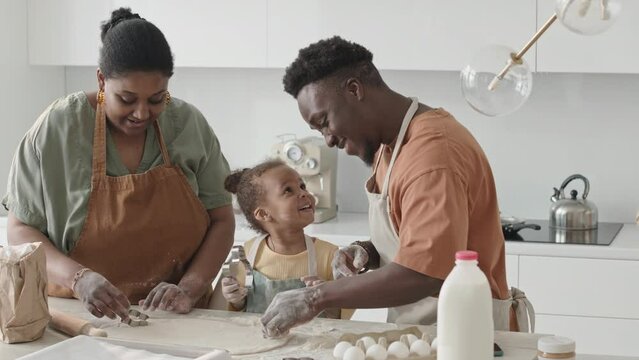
271;135;337;223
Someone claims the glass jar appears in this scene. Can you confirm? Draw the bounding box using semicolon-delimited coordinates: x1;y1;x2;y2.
537;336;576;359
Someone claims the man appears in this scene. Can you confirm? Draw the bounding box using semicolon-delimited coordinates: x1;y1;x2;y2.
260;36;532;338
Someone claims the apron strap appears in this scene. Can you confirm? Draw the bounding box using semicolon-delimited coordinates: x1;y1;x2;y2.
153;120;172;166
511;287;536;333
380;97;419;197
246;233;268;265
91;101;108;181
304;235;318;276
91;103;173;183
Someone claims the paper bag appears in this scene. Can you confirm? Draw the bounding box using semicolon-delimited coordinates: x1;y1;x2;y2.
0;242;51;343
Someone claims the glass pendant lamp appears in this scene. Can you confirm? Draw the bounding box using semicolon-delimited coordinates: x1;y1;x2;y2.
461;0;621;117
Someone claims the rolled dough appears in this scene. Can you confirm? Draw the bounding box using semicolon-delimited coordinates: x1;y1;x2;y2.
96;316;289;355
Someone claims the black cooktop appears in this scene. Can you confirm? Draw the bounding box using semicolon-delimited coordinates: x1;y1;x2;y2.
504;219;624;245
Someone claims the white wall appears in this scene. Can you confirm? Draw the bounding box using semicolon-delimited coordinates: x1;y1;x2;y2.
64;67;639;223
0;0;66;216
1;1;637;222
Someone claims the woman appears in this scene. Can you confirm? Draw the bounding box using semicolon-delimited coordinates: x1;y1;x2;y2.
2;8;235;321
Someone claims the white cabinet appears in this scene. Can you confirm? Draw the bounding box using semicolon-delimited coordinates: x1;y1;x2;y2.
519;256;639;319
28;0;268;68
28;0;536;71
267;0;537;71
27;0;639;73
519;255;639;357
27;0;113;66
113;0;267;68
535;315;639;357
536;0;639;73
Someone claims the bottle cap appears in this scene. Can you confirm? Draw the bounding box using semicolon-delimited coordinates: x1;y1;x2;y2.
538;336;576;354
455;250;478;261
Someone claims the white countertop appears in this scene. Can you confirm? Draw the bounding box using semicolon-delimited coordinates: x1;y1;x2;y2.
4;213;639;260
237;212;639;261
2;297;634;360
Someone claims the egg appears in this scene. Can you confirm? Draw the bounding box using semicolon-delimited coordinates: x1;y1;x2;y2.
409;339;431;357
399;334;409;347
387;341;410;359
333;341;352;359
404;333;418;346
377;337;388;348
359;336;377;350
343;346;366;360
431;337;438;353
365;344;388;360
420;333;432;345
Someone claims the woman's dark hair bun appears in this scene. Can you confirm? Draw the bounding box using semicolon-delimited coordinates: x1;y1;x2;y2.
224;169;248;194
101;7;143;41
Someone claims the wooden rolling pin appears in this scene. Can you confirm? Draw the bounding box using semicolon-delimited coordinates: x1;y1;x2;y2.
49;309;108;337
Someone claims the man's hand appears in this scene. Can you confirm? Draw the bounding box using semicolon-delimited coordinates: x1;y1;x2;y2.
221;276;247;309
332;244;369;279
139;282;194;314
260;287;322;338
74;271;131;321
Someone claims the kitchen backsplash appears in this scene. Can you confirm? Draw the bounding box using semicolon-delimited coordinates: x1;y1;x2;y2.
1;66;638;223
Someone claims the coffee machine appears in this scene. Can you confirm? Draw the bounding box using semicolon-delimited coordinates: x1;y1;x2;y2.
271;135;338;223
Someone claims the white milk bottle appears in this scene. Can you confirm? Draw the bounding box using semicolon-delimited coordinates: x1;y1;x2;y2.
437;250;494;360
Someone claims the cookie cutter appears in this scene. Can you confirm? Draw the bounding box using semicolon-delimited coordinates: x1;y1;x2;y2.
221;245;254;290
122;309;149;327
236;245;253;290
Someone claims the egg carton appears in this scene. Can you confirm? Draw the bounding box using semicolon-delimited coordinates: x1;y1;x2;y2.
335;326;436;360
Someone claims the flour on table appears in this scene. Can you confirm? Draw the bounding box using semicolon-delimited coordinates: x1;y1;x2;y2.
96;316;289;355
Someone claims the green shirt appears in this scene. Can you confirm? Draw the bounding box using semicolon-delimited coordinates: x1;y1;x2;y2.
2;92;231;254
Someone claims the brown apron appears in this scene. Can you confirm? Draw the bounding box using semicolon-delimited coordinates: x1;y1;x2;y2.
49;98;211;306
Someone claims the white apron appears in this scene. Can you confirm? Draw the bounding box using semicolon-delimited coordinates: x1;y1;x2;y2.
364;98;535;331
244;234;340;319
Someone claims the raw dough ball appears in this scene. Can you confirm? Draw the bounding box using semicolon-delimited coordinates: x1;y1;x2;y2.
387;341;410;359
334;341;352;359
366;344;388;360
343;346;366;360
409;339;431;357
359;336;377;350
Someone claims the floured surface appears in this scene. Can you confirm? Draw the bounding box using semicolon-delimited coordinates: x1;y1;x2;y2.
92;312;288;356
33;298;545;360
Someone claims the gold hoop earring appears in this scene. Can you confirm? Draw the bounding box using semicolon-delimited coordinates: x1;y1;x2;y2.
97;90;105;105
165;91;171;105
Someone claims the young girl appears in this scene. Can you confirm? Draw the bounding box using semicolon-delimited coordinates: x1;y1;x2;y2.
220;159;350;319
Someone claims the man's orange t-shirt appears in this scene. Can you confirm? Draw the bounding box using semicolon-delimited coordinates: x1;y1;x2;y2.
372;108;509;300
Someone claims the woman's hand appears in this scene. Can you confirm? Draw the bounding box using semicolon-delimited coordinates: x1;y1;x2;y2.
221;276;247;309
139;282;194;314
73;271;131;321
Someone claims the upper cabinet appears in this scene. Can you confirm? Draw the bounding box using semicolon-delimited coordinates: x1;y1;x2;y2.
27;1;113;66
28;0;268;68
28;0;542;71
536;0;638;73
266;0;537;71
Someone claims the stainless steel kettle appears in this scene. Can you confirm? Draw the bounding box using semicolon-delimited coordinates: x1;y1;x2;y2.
550;174;598;230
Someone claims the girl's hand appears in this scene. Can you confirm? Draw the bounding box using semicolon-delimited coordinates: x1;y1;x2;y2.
221;276;247;309
301;275;325;287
